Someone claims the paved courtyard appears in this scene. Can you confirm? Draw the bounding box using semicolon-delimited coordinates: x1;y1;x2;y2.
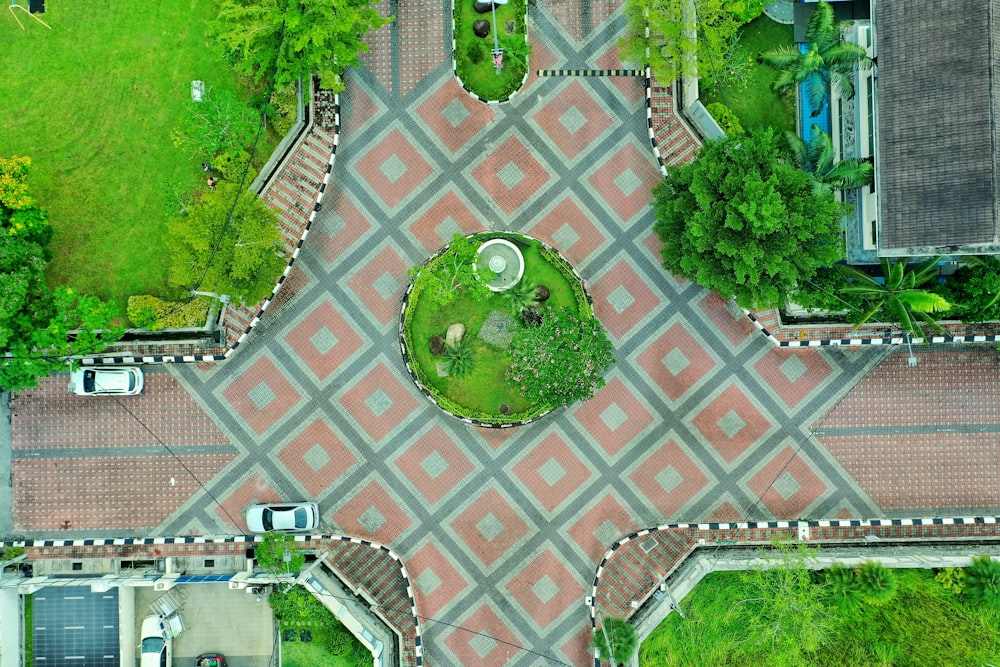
9;1;1000;665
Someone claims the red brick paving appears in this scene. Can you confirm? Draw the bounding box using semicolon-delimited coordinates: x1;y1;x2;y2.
394;425;477;505
572;377;654;457
590;259;661;339
629;439;709;517
746;447;829;518
533;80;614;160
753;347;834;409
471;135;552;216
505;549;585;629
450;487;531;567
416;79;496;154
443;604;525;665
214;474;281;532
408;190;487;252
332;479;414;543
529;197;607;266
355;129;435;209
635;321;718;401
408;541;470;617
690;384;774;465
309;192;375;262
220;357;302;435
338;362;421;443
587;142;661;222
283;300;366;381
346;245;410;326
699;291;756;346
512;432;593;512
568;495;637;562
277;419;359;497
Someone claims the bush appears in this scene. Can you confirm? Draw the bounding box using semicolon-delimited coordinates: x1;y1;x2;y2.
126;295;211;329
502;280;538;315
856;561;897;606
592;616;637;664
726;0;765;22
326;628;353;656
269;585;327;624
965;555;1000;605
825;563;863;612
442;339;474;378
466;39;487;66
171;89;260;159
267;82;300;137
705;102;744;136
935;257;1000;323
935;567;966;595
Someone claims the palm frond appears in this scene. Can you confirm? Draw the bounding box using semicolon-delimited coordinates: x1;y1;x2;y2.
827;68;857;100
898;289;951;313
783;131;810;171
804;1;836;47
808;126;836;175
910;256;946;286
804;72;829;117
824;42;870;72
759;45;803;70
825;159;873;190
851;301;884;328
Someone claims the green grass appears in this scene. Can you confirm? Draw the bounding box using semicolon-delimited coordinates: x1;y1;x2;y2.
454;0;527;100
406;239;583;419
281;625;366;667
640;568;1000;667
700;16;796;134
0;1;269;318
24;594;33;664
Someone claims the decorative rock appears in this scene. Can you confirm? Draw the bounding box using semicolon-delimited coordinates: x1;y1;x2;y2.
436;361;450;377
446;322;466;347
473;0;495;13
499;403;510;415
429;334;446;356
505;19;515;34
536;285;551;302
473;19;490;38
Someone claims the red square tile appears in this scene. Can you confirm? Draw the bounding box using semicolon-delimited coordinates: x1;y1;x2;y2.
512;432;592;512
529;197;606;266
339;363;420;443
221;357;302;435
409;191;486;252
346;245;409;326
629;439;708;517
567;495;635;561
690;384;774;464
284;301;365;381
573;377;653;457
277;419;357;496
471;135;551;215
409;541;470;617
533;80;614;160
636;322;717;401
450;487;530;567
747;447;828;519
590;259;661;340
588;142;660;222
355;129;434;209
395;425;476;505
505;549;584;628
333;479;413;543
417;79;495;153
753;348;834;409
443;605;524;665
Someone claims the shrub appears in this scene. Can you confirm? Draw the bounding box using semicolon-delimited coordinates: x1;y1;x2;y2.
126;295;211;330
171;89;260;158
466;39;486;65
935;567;966;595
965;555;1000;606
428;334;446;356
267;82;300;136
256;533;305;578
442;339;474;378
502;280;538;315
592;616;637;664
825;563;863;612
935;257;1000;323
705;102;744;136
327;628;353;655
726;0;765;22
269;585;326;624
856;561;897;606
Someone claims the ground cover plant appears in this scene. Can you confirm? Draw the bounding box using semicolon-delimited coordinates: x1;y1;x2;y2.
404;234;612;422
269;585;368;667
0;1;262;317
640;558;1000;666
700;16;795;133
454;0;528;100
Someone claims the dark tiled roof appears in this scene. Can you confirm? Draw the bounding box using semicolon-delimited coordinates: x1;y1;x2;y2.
877;0;999;252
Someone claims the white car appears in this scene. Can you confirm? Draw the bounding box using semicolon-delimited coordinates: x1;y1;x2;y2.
68;366;144;396
245;502;319;533
139;615;171;667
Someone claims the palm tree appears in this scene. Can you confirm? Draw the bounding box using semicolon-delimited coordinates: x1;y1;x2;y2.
837;257;952;339
759;1;871;117
784;125;873;197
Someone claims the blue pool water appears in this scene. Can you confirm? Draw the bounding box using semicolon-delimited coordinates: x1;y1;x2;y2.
798;43;832;143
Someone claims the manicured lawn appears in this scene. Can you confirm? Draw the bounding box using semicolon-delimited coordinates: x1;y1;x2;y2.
281;625;366;667
640;568;1000;666
0;1;260;317
407;239;582;418
454;0;527;100
700;16;796;134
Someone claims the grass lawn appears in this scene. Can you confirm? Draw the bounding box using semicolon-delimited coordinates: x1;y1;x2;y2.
0;1;263;317
407;239;582;418
281;625;366;667
454;0;527;100
700;16;796;134
24;594;33;664
640;568;1000;666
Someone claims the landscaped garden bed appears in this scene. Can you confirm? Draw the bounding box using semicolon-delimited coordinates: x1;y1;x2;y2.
454;0;529;101
639;555;1000;666
270;585;369;667
401;233;612;425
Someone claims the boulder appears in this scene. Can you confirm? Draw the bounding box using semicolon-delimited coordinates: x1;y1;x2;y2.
536;284;551;302
446;322;466;347
473;0;495;13
473;19;491;38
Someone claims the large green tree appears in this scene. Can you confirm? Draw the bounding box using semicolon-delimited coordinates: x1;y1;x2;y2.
759;1;870;117
167;182;286;306
0;157;122;391
653;128;848;308
212;0;392;92
620;0;744;85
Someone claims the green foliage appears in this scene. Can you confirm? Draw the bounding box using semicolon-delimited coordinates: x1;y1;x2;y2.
704;102;744;136
506;305;615;408
726;0;765;22
502;280;538;316
442;339;475;378
454;0;527;101
326;628;353;655
935;567;966;595
256;533;306;576
267;82;300;136
126;295;212;330
0;546;26;561
499;32;532;70
936;256;1000;323
791;265;865;315
965;555;1000;606
759;1;871;117
856;561;897;606
466;39;487;66
167;182;285;305
825;563;863;613
409;234;491;309
269;584;327;624
653;128;847;308
592;616;637;664
838;257;951;338
212;0;392;92
784;125;873;197
171;89;260;159
621;0;744;86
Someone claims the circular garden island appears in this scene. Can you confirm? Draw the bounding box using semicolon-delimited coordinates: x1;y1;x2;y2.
401;233;615;426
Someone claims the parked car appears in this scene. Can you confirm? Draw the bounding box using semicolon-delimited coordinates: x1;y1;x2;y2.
245;502;319;533
139;615;172;667
68;366;144;396
195;654;227;667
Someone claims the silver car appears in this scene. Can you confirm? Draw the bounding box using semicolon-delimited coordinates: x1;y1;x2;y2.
68;366;144;396
245;502;319;533
139;615;171;667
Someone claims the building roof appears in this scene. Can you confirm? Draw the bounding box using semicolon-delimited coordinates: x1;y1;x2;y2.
877;0;1000;254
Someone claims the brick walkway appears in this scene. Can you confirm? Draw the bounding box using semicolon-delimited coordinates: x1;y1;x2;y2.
12;2;1000;666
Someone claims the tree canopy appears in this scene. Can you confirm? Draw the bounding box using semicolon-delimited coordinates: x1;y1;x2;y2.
167;182;286;306
0;157;122;391
653;128;848;308
212;0;392;92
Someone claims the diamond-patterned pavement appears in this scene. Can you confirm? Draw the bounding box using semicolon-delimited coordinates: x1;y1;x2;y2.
13;1;1000;666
